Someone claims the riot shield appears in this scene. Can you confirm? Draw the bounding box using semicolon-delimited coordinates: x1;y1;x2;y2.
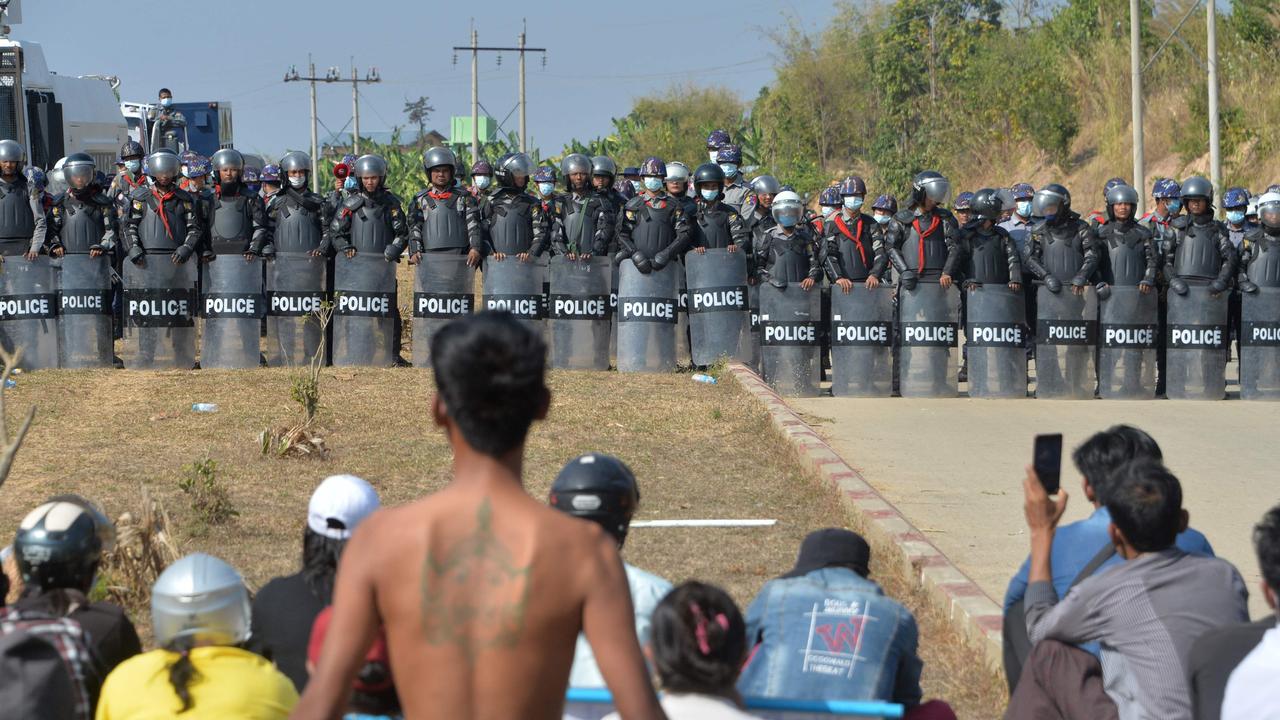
121;257;197;370
608;261;619;367
199;258;265;369
829;284;893;397
1098;285;1158;400
616;260;678;373
332;253;398;367
412;254;476;367
675;262;690;366
56;254;113;368
1165;285;1228;400
760;284;821;397
537;254;551;342
0;256;58;370
684;249;750;366
548;256;611;370
1034;285;1097;399
482;257;544;334
266;252;328;367
1240;286;1280;401
965;285;1028;399
897;283;960;398
747;283;762;371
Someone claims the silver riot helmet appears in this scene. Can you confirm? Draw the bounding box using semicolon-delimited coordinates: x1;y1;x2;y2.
1257;192;1280;230
1032;183;1071;220
62;153;97;190
210;148;244;172
771;190;804;228
422;146;457;175
151;553;252;647
495;152;535;189
560;153;592;189
0;138;25;165
911;171;951;208
665;161;691;185
750;174;781;197
145;151;181;183
354;154;388;191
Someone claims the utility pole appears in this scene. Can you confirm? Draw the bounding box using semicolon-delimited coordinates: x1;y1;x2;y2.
1129;0;1145;216
284;57;339;193
453;20;546;158
348;60;381;155
1206;0;1221;212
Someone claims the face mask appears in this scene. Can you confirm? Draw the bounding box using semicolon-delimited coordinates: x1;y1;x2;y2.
843;196;863;211
630;180;642;192
700;188;719;202
821;207;836;218
474;175;491;189
537;182;555;197
246;183;261;194
288;176;306;189
777;214;799;228
719;163;738;177
1016;201;1032;218
709;151;719;163
874;213;891;225
643;177;663;192
160;97;172;108
124;160;141;174
344;176;358;191
1167;199;1182;214
1227;210;1246;225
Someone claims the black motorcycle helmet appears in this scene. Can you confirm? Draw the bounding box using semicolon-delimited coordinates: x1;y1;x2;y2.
548;454;640;546
969;188;1004;221
15;495;115;592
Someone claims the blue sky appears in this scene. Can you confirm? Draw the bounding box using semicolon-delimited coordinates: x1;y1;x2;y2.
17;0;838;160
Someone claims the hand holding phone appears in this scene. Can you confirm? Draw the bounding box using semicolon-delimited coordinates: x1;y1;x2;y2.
1033;433;1063;496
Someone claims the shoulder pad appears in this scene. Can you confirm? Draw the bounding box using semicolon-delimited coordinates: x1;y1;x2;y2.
172;188;193;202
1244;226;1265;243
342;194;365;211
1170;215;1191;230
934;207;957;221
128;187;151;202
893;210;914;224
624;196;645;211
992;225;1012;239
52;191;68;206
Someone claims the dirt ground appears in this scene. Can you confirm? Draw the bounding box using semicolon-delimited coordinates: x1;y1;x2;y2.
0;366;1006;718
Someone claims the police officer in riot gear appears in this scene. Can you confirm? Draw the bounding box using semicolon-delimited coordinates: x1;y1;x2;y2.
479;152;545;262
206;148;270;262
705;129;732;164
1094;183;1158;298
48;153;115;259
689;163;748;255
616;156;691;274
1088;177;1128;228
1164;176;1237;298
888;170;959;290
664;161;694;205
109;140;148;212
742;174;781;250
1239;192;1280;294
590;155;627;212
717;144;750;213
1023;184;1098;295
755;190;820;290
124;151;202;265
553;153;614;261
331;154;410;261
954;189;1022;293
266;151;327;258
1141;178;1182;253
0;140;48;261
822;176;887;293
409;146;482;268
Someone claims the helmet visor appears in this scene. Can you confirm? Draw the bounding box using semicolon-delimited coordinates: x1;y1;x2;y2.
922;178;951;204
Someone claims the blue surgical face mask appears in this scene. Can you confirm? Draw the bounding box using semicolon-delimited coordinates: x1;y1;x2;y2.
474;175;491;189
1227;210;1246;225
344;176;358;191
537;182;555;197
124;160;141;174
630;180;643;192
821;206;836;218
700;188;719;202
1167;199;1182;214
719;162;738;177
643;177;663;192
777;213;799;228
874;213;891;225
843;196;863;211
1016;200;1032;218
160;97;172;108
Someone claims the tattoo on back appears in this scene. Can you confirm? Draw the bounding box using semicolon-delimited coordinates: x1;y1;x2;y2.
420;499;532;654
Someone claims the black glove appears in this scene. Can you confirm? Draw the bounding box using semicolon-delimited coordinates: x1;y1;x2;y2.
631;251;652;274
1045;275;1063;294
900;270;918;290
1095;282;1111;300
651;251;670;271
259;242;276;259
1169;277;1189;296
1208;279;1228;295
171;245;193;264
1071;275;1087;288
127;244;146;265
383;243;404;262
1240;279;1260;294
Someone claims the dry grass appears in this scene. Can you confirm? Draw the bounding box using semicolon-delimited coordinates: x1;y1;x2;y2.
0;365;1003;718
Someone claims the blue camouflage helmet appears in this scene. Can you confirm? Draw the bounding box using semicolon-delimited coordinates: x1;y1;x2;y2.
716;144;743;164
23;166;46;190
1011;182;1035;200
1222;186;1250;209
872;194;898;213
838;176;867;196
1268;183;1280;195
185;155;211;178
533;166;557;183
470;159;492;176
1103;176;1127;197
621;166;641;178
818;187;842;207
1152;178;1181;199
119;140;145;160
953;191;974;210
242;166;261;183
341;154;357;168
706;129;732;150
261;164;281;184
639;157;666;178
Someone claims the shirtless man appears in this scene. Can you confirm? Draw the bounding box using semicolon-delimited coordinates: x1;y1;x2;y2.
294;312;665;720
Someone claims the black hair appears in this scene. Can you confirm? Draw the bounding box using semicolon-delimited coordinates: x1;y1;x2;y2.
1105;459;1183;553
158;88;172;97
650;581;746;695
1072;424;1163;506
1254;504;1280;594
166;636;202;713
350;661;401;715
429;312;548;457
301;527;347;602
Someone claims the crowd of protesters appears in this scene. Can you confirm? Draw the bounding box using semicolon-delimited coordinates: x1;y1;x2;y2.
0;312;1275;720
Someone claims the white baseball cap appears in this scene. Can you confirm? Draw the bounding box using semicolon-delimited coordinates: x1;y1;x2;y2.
307;474;380;540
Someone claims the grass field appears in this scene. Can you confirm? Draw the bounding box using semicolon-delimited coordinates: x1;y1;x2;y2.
0;364;1006;718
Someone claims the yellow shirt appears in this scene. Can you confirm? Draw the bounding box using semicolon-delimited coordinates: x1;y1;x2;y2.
96;645;298;720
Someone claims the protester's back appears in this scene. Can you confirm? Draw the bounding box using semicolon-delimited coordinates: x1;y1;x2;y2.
0;606;100;720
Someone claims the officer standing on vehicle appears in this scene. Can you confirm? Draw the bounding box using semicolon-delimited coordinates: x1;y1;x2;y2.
408;146;482;268
615;157;691;273
553;153;614;261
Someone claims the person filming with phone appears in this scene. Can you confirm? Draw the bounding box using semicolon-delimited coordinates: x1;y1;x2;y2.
1005;441;1248;720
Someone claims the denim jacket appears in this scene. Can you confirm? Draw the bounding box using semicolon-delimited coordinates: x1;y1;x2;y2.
736;567;923;706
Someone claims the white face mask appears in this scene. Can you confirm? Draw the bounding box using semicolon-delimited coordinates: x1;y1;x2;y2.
537;182;555;197
821;207;836;218
843;196;864;211
709;151;719;163
288;176;306;189
474;175;491;189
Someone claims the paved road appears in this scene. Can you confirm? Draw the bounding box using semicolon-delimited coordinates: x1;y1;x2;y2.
790;390;1274;619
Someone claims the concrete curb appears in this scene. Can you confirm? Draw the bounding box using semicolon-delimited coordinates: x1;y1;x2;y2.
728;363;1005;671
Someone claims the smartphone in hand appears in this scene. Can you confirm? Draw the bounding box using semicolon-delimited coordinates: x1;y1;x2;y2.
1033;434;1064;495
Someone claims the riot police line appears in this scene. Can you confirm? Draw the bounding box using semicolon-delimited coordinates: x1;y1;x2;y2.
0;135;1277;401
